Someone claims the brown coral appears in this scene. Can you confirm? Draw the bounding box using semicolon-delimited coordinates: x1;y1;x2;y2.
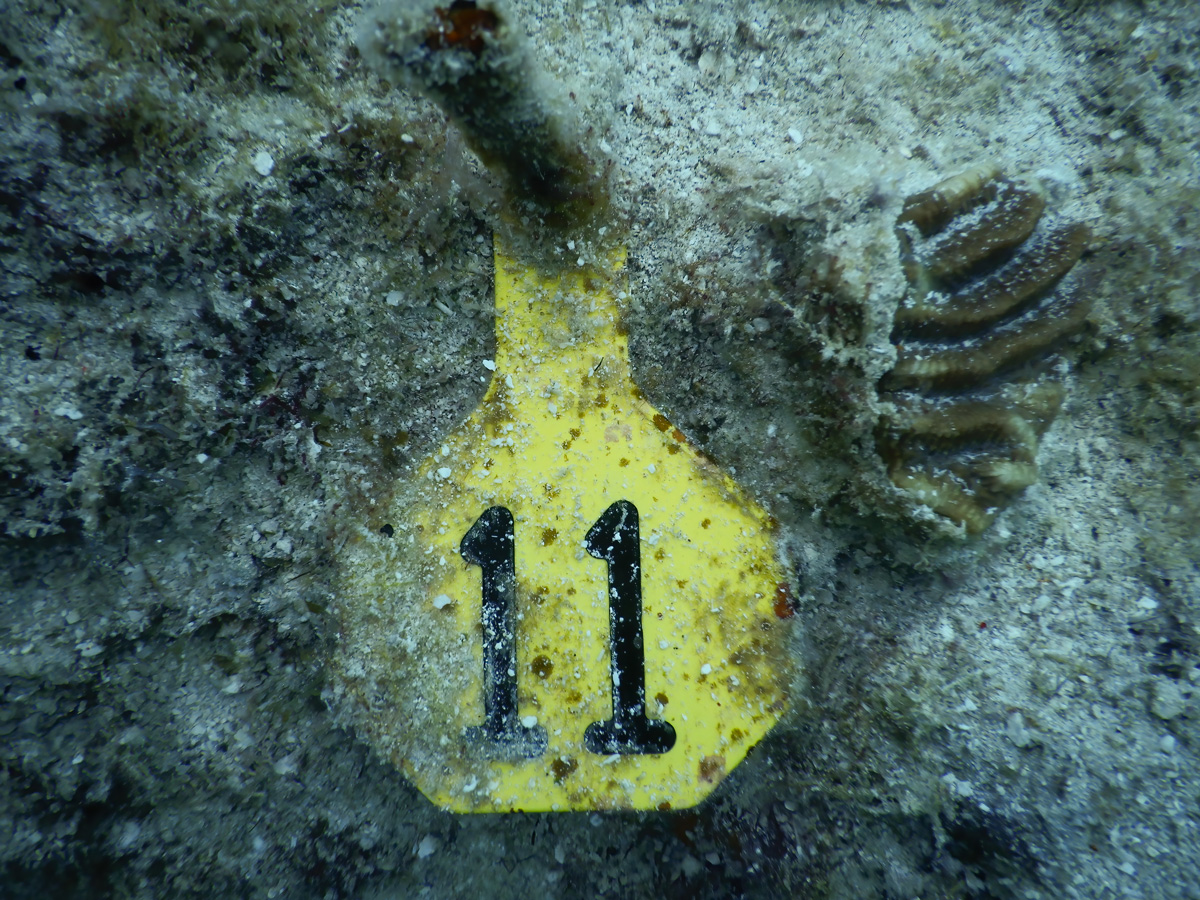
877;166;1091;534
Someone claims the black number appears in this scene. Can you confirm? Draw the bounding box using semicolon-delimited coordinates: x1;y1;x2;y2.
461;507;548;759
459;501;674;758
583;501;676;755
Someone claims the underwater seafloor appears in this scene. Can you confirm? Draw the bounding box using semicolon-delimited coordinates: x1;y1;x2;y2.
2;0;1198;897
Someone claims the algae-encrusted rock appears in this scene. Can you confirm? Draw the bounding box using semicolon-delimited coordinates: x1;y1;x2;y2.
358;0;608;231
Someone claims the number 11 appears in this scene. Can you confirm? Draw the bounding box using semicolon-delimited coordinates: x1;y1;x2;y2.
461;501;676;757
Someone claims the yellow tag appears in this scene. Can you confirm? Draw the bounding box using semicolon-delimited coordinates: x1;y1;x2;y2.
335;237;791;812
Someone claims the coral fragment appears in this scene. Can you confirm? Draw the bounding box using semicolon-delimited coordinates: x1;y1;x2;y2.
878;167;1091;534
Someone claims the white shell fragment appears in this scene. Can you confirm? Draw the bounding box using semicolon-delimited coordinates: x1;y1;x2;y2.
252;150;275;176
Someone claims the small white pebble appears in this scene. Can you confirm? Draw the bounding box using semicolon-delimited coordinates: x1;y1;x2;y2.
386;290;404;306
400;133;414;143
432;594;452;609
1152;680;1187;719
787;127;803;145
272;752;299;776
196;453;209;463
436;467;452;479
521;715;538;728
416;835;439;858
54;405;84;420
252;150;274;176
483;359;496;371
1006;711;1034;749
646;463;656;474
700;663;712;675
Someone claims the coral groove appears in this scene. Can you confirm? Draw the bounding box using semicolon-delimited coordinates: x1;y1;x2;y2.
877;166;1091;534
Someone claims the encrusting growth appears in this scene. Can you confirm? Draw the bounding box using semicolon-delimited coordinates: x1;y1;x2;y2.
358;0;608;230
877;166;1092;534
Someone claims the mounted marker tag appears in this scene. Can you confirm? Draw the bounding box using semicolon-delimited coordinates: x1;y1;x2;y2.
335;236;792;812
